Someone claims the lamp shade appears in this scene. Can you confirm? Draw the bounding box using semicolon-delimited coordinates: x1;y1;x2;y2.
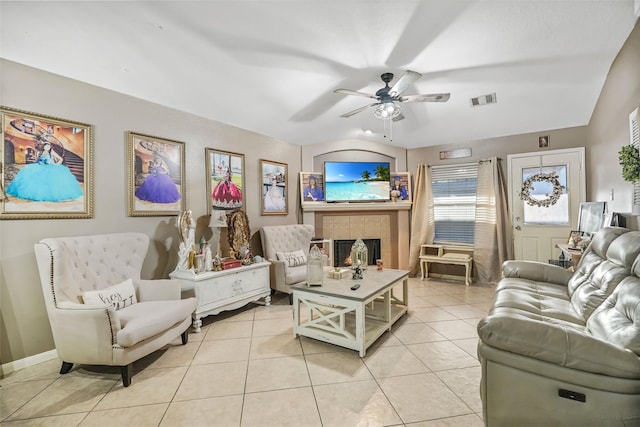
209;210;228;228
373;101;402;119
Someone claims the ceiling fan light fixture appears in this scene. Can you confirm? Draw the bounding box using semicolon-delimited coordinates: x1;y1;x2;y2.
373;101;402;119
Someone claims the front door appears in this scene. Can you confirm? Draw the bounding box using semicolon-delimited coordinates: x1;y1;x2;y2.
508;148;586;262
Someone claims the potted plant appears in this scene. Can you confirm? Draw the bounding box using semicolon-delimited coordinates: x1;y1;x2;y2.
618;144;640;182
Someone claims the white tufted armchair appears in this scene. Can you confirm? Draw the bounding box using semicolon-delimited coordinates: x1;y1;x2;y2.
260;224;314;299
34;232;197;387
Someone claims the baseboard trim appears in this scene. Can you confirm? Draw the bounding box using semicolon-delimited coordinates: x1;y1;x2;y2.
0;349;58;377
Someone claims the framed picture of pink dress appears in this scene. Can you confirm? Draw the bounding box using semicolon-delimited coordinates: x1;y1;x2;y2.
127;131;186;217
206;148;245;215
1;106;94;219
260;159;287;215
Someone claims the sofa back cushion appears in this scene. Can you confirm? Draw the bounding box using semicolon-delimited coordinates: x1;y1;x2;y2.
567;228;640;320
35;233;149;306
587;276;640;356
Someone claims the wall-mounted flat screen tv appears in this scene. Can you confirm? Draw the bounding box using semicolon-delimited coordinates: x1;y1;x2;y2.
324;161;391;202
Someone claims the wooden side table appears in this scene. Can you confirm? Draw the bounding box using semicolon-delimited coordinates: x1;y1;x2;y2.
556;244;583;269
170;262;271;332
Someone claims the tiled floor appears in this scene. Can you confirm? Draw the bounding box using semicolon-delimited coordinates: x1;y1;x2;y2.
0;277;494;426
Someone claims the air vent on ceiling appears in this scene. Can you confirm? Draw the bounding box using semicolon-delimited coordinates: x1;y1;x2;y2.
471;93;497;107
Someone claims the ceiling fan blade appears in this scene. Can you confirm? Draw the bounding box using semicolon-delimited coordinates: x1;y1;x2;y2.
334;88;378;99
340;103;378;118
399;93;451;103
388;70;422;97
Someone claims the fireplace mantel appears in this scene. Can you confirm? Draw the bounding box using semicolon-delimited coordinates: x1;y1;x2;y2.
302;202;411;212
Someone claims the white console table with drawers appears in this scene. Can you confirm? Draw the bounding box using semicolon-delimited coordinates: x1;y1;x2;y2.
170;262;271;332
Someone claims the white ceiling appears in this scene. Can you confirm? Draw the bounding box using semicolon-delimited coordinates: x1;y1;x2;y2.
1;1;637;149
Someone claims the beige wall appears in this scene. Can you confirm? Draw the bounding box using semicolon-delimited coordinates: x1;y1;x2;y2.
0;60;301;364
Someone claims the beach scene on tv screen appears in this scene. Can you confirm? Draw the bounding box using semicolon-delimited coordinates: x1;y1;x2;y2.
325;162;390;201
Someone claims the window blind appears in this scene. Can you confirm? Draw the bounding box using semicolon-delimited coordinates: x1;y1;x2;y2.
631;107;640;215
431;163;478;244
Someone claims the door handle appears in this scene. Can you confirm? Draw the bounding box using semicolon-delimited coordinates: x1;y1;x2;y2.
515;225;521;231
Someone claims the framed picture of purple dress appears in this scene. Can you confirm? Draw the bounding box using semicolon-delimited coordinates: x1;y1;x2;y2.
205;148;245;215
127;131;186;217
1;106;94;219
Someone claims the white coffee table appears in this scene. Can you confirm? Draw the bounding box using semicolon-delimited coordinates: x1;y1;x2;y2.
292;268;409;357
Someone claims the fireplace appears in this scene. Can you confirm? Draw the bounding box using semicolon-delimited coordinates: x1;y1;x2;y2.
334;239;381;268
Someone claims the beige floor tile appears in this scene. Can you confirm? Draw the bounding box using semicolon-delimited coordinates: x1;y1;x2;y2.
0;358;61;387
254;304;293;320
7;375;117;420
204;320;254;340
452;338;479;359
378;373;472;423
143;341;200;369
441;304;489;320
408;295;435;308
251;317;293;336
161;395;243;427
425;295;466;307
299;336;352;355
406;413;485;426
436;367;483;412
241;387;321;427
174;361;247;400
428;320;478;340
192;338;251;364
408;341;479;372
93;366;187;410
0;413;86;426
187;328;206;342
392;322;447;345
249;334;303;359
364;345;430;378
1;379;56;421
367;330;404;350
217;306;256;322
79;403;167;426
410;307;458;323
314;379;402;427
245;356;310;392
305;351;372;385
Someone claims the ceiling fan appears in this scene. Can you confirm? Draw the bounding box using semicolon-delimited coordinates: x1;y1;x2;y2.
334;70;450;121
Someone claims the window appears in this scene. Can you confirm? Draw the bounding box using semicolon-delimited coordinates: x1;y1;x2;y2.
521;165;568;225
431;163;478;244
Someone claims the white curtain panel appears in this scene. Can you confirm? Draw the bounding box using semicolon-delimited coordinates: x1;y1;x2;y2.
408;164;435;277
474;157;514;283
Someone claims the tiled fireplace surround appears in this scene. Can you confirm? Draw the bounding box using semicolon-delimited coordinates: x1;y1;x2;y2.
308;206;410;270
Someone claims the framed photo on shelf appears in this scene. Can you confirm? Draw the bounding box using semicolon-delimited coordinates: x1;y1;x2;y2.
567;230;584;246
300;172;324;202
260;159;287;215
389;172;412;202
1;106;94;219
127;132;185;216
206;148;245;214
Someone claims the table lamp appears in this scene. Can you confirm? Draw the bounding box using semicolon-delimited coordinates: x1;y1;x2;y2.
209;210;228;257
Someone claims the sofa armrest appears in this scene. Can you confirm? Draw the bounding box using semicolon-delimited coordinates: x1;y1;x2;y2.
502;260;573;286
135;279;181;302
267;259;287;287
478;315;640;378
50;303;120;363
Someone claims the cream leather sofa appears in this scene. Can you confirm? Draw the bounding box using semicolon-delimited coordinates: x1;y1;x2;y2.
34;232;197;386
260;224;314;298
478;227;640;426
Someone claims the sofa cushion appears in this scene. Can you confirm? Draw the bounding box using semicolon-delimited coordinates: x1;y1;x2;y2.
116;298;196;347
82;278;137;310
588;277;640;356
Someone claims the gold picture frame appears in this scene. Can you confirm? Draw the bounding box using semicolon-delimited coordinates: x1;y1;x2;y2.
1;106;94;219
260;159;288;215
206;148;245;215
127;131;186;216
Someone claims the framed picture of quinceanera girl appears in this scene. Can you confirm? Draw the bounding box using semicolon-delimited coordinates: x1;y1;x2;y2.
1;107;94;219
127;131;186;216
206;148;245;215
260;159;287;215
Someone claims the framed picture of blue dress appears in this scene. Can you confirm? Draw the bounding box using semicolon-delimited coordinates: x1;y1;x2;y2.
127;131;186;216
1;107;94;219
205;148;245;215
260;159;287;215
